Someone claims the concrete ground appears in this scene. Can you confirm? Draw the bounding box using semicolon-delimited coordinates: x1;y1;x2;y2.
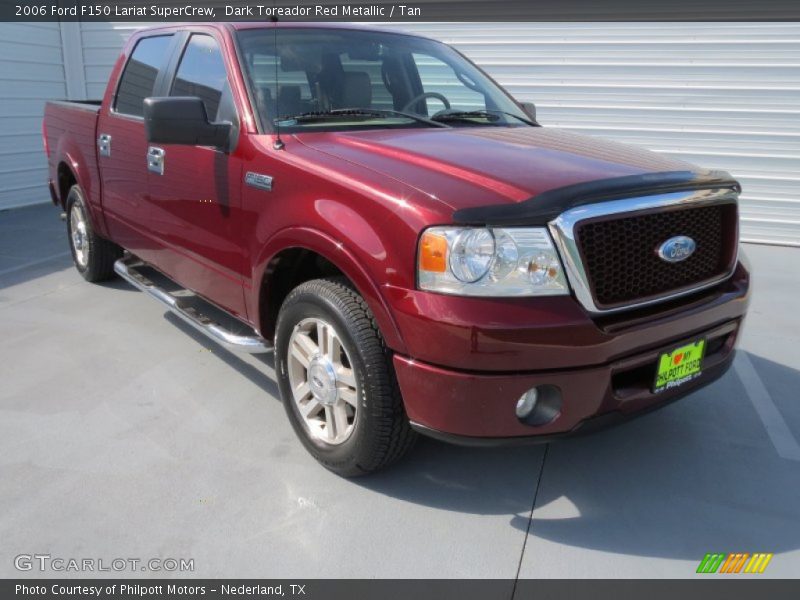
1;203;798;580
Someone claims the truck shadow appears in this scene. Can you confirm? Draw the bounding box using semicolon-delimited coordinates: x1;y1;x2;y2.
163;311;280;399
149;314;800;562
356;352;800;561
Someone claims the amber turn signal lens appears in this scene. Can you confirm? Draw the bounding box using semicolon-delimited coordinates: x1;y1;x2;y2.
419;231;448;273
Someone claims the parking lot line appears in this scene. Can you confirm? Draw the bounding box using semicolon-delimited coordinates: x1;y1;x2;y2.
513;444;549;595
734;352;800;462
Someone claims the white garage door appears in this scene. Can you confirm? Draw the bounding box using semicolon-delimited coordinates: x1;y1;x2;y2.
1;21;798;246
0;22;65;210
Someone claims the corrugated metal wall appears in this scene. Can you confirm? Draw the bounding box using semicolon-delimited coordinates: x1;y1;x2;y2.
388;22;800;246
0;22;66;209
79;22;141;98
1;21;797;245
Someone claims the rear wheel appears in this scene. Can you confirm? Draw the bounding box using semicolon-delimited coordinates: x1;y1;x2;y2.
275;277;416;476
66;184;121;282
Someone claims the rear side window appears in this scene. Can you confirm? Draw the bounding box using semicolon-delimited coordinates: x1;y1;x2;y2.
114;35;173;117
170;34;229;121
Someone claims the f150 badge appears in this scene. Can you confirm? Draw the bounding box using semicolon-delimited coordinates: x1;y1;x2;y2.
657;235;696;263
245;172;273;192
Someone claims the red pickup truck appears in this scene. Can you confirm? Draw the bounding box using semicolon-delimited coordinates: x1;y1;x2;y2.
43;22;749;475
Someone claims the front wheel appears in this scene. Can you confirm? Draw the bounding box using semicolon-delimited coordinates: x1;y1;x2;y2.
66;184;121;282
275;278;416;476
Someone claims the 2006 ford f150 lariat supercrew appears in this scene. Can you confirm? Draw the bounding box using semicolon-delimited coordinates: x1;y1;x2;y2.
43;23;750;475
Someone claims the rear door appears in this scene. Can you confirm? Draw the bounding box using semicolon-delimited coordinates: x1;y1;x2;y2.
144;31;248;319
97;33;176;253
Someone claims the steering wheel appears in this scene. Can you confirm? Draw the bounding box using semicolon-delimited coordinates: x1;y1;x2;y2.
402;92;451;113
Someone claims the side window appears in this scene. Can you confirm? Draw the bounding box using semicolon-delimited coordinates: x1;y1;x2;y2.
114;35;173;117
171;34;230;121
411;53;485;114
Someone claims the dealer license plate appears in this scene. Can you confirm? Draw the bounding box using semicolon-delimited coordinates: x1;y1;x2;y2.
653;339;706;393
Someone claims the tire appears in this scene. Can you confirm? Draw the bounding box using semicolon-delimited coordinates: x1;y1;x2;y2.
65;184;122;282
275;277;417;476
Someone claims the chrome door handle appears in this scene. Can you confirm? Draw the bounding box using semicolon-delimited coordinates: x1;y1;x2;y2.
98;134;112;157
147;146;165;175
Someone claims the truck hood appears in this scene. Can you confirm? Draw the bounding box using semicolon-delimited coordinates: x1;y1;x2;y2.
294;126;697;213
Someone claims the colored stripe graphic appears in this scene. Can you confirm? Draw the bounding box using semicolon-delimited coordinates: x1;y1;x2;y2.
734;554;750;573
698;552;773;574
744;553;774;574
719;553;736;573
720;553;750;573
697;553;726;573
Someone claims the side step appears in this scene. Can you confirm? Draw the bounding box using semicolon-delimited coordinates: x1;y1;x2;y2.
114;257;273;354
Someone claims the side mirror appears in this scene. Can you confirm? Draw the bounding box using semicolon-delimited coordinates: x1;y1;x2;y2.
519;101;537;122
143;97;231;150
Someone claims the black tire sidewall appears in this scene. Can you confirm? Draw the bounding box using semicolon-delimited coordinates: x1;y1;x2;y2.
275;282;390;473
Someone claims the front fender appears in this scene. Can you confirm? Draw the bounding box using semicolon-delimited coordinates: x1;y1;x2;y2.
251;226;407;354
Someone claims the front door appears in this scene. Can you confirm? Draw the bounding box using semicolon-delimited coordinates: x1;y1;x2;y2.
144;32;248;320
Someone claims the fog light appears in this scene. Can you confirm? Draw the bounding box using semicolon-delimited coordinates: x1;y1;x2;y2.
515;385;562;426
516;388;539;418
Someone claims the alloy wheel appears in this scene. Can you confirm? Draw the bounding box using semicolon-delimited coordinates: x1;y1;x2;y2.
69;203;89;267
287;317;359;445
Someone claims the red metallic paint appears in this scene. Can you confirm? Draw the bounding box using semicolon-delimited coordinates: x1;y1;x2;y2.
45;105;107;236
395;317;743;439
384;263;749;373
94;32;157;255
45;23;751;441
295;127;697;213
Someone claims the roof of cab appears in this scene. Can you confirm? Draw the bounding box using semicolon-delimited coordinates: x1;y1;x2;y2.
229;21;411;34
132;21;427;40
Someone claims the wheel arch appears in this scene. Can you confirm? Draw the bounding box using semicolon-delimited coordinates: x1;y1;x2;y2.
52;130;110;237
56;160;78;208
253;228;407;354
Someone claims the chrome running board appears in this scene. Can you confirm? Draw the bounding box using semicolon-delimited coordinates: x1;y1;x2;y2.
114;257;273;354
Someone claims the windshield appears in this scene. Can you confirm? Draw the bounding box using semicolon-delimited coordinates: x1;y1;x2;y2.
236;27;533;133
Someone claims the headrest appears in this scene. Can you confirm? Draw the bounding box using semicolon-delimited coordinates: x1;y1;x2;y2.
341;71;372;108
255;86;274;119
278;86;301;105
256;86;273;102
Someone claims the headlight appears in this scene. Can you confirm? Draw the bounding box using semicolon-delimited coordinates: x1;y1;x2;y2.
417;226;569;297
449;229;495;282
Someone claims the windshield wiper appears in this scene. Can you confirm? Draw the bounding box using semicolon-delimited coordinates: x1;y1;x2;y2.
431;110;537;126
276;108;449;128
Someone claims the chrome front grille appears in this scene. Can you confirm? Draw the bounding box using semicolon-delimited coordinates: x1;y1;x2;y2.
548;188;740;314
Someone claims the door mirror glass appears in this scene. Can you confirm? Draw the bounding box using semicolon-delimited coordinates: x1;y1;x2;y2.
143;96;231;149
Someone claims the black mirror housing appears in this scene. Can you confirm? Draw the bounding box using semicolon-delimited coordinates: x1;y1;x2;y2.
519;101;537;122
144;97;231;149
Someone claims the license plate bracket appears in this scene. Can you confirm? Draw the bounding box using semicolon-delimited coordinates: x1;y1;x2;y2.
653;339;706;393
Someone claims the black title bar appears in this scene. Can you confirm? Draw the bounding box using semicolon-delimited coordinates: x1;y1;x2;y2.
3;0;800;22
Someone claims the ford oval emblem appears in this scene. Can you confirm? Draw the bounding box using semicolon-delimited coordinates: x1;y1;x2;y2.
657;236;696;263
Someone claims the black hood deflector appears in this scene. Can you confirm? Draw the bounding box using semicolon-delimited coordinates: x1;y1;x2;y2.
452;170;741;226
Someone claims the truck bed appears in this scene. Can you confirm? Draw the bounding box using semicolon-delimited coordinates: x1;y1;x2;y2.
43;99;103;214
46;100;102;112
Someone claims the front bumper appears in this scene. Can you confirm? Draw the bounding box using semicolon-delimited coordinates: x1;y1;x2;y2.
391;263;749;441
